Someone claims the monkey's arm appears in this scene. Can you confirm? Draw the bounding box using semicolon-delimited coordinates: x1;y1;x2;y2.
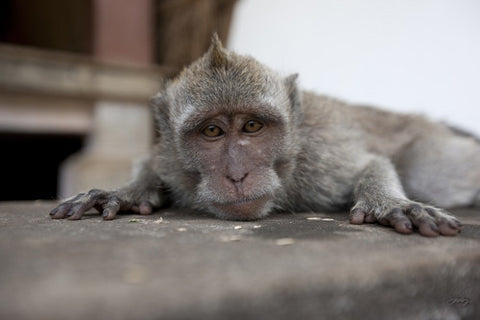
349;157;462;236
49;158;166;220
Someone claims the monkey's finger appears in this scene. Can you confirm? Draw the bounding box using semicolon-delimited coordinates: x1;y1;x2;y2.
364;212;377;223
379;208;413;234
49;206;60;217
67;198;98;220
436;219;461;236
50;203;73;219
50;192;87;218
349;208;366;224
451;218;462;229
83;189;109;213
415;220;440;237
424;208;461;236
437;222;460;236
102;197;121;220
138;201;153;215
407;205;439;237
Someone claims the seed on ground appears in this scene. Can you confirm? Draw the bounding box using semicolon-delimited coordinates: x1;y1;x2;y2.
306;217;334;221
275;238;295;246
153;217;164;224
220;235;242;242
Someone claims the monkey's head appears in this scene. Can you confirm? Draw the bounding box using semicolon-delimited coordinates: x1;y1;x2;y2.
151;34;302;220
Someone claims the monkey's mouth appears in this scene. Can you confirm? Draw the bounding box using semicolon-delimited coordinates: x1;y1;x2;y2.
213;194;271;220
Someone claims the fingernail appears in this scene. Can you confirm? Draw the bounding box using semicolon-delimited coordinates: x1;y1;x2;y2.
405;223;413;230
448;222;460;229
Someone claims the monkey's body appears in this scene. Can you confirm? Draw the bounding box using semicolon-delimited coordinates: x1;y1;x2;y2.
50;35;477;237
285;92;480;212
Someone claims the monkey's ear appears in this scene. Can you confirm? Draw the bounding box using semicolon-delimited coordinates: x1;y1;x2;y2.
284;73;303;124
207;32;229;68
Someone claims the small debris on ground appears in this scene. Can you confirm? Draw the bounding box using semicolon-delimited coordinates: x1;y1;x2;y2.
234;225;243;230
253;225;262;229
219;235;242;242
176;227;187;232
306;217;334;221
275;238;295;246
153;217;164;224
128;218;141;223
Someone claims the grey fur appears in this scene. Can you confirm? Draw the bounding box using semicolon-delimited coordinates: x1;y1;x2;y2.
51;35;478;236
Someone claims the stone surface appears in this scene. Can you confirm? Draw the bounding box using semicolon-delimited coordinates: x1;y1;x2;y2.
0;201;479;320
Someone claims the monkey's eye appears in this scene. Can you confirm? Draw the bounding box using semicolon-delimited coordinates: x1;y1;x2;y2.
242;120;264;133
202;125;224;138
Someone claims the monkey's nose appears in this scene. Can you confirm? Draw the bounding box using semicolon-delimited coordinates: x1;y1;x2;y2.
226;172;248;185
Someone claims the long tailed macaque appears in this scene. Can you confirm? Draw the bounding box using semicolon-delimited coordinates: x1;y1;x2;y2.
50;34;480;237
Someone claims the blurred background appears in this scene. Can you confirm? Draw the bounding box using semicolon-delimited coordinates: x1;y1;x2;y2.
0;0;478;202
230;0;480;134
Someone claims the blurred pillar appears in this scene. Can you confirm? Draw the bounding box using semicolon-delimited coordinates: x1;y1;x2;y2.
59;0;156;197
93;0;153;66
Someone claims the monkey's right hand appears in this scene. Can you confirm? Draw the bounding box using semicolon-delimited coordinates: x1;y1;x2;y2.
49;189;154;220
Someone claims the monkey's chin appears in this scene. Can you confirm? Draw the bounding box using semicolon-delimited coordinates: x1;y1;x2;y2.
211;196;272;221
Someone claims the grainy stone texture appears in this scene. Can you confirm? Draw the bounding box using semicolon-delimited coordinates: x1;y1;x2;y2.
0;201;479;320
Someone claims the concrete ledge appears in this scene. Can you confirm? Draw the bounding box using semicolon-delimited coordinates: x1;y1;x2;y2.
0;44;175;102
0;202;478;319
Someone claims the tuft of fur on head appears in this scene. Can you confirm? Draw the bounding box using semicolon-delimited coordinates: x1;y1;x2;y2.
209;32;229;69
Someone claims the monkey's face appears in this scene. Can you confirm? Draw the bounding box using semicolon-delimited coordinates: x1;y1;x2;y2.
181;109;288;220
152;34;301;220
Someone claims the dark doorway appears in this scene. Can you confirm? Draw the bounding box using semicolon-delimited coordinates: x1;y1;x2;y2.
0;133;84;200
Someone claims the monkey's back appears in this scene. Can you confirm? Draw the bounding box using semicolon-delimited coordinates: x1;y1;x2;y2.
299;91;450;159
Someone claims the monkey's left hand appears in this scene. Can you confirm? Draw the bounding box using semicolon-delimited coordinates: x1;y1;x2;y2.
349;201;462;237
49;189;154;220
351;157;462;236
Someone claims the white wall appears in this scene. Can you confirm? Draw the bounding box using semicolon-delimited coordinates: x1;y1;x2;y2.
229;0;480;135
